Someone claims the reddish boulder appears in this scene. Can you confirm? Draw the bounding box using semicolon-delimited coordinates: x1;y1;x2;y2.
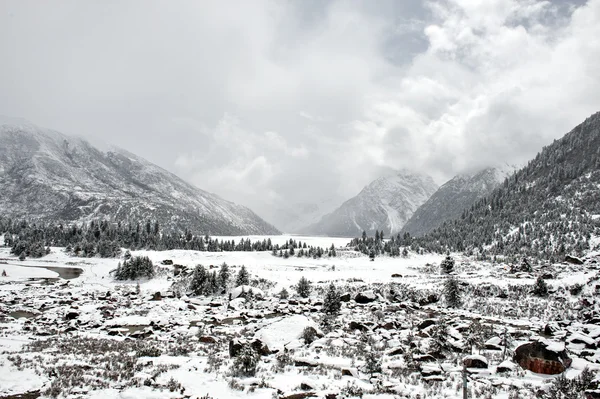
514;340;572;375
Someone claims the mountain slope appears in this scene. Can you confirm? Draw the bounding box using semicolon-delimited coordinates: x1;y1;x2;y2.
0;120;279;235
301;170;438;237
401;167;513;237
417;111;600;261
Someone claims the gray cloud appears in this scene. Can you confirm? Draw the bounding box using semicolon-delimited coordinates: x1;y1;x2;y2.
1;0;598;229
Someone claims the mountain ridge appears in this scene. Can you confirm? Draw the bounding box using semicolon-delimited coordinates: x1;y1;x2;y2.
0;120;280;235
300;169;438;237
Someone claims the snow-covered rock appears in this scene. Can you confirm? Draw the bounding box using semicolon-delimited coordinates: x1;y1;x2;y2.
254;315;319;353
230;285;265;300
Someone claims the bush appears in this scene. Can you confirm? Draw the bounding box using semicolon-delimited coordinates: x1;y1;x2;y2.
235;266;250;286
279;287;289;300
440;255;455;274
533;276;549;297
301;327;318;345
231;344;260;377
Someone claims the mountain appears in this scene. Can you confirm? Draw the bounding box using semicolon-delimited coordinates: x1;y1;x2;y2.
416;111;600;261
0;119;279;235
400;166;514;237
300;170;438;237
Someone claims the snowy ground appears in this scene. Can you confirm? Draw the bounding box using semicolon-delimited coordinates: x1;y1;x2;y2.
1;238;599;398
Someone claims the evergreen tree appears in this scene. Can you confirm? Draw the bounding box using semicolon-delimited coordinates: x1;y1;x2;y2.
189;264;208;295
218;262;230;290
114;256;155;280
235;265;250;286
429;317;450;354
322;282;342;314
279;287;289;300
296;276;312;298
232;344;260;376
464;319;484;354
443;276;461;308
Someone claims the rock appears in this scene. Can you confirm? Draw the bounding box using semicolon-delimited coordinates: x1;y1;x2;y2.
231;285;265;300
541;273;554;280
484;336;502;350
229;338;245;357
391;273;402;278
187;303;197;310
161;259;173;265
294;360;318;368
300;382;316;390
386;346;404;356
341;368;359;377
565;255;584;265
281;393;317;399
514;340;572;374
348;321;369;332
354;291;377;304
150;292;162;301
199;336;217;344
418;294;439;306
496;360;516;373
380;321;396;330
339;293;351;302
567;332;596;349
544;322;561;336
251;338;273;355
418;319;436;330
413;354;437;363
64;311;79;321
463;355;488;369
419;363;442;376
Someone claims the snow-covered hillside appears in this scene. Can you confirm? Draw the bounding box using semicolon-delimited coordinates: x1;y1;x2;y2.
0;120;279;235
401;166;515;237
301;170;438;237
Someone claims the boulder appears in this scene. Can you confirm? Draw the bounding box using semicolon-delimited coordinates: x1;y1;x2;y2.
463;355;488;369
64;311;79;321
496;360;516;373
229;338;245;357
348;321;369;332
565;255;584;265
339;293;351;302
355;291;377;304
199;336;217;344
514;340;572;374
231;285;265;300
161;259;173;265
418;319;436;330
150;292;162;301
484;336;502;350
341;368;359;377
391;274;402;278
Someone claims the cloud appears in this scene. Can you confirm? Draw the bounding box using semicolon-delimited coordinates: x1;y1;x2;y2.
0;0;598;229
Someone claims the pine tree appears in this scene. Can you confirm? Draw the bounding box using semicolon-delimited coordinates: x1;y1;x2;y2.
235;265;250;286
322;283;341;314
444;276;461;308
189;265;208;295
429;317;450;354
279;287;289;300
218;263;230;290
232;344;260;376
296;276;312;298
464;319;484;354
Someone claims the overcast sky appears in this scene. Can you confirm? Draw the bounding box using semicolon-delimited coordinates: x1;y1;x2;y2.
1;0;599;227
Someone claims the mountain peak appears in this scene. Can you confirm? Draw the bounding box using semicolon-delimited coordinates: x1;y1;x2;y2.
300;169;437;237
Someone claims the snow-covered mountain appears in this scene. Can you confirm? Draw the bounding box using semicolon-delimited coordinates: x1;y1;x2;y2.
0;119;279;235
400;166;515;237
300;170;438;237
